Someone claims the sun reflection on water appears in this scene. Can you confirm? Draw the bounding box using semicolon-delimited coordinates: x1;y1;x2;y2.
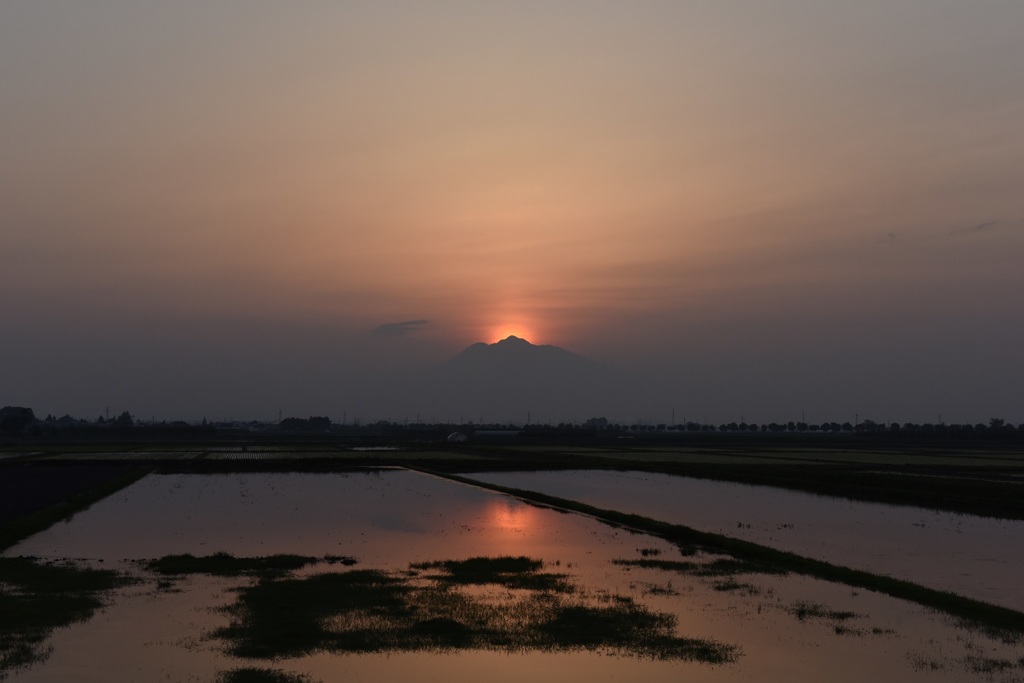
487;499;535;535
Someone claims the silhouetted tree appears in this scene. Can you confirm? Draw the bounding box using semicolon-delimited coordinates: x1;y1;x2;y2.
857;419;878;433
0;407;36;435
309;416;331;431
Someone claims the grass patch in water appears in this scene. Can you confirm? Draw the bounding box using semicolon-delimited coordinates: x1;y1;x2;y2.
538;603;728;660
712;578;760;594
216;569;411;658
142;553;356;578
642;582;680;597
961;656;1018;674
213;557;737;663
216;668;317;683
789;600;860;622
614;558;785;577
410;556;573;592
0;556;132;675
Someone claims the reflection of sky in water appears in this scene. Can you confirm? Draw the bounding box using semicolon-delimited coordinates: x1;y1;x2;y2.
5;471;628;585
468;470;1024;611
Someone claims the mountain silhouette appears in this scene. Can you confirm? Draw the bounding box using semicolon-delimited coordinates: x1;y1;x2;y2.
442;335;600;377
414;336;630;423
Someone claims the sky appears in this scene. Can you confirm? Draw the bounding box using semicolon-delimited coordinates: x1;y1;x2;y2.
2;1;1023;425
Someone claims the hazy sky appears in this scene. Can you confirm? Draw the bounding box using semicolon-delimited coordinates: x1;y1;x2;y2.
2;1;1022;424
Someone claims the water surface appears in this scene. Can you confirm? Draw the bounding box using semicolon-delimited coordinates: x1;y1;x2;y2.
4;469;1022;682
466;469;1024;610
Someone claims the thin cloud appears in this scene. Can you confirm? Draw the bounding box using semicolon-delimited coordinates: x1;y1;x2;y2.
372;319;430;336
878;220;1016;246
949;220;999;236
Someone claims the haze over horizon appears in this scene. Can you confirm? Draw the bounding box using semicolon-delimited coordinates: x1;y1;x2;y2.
3;2;1023;425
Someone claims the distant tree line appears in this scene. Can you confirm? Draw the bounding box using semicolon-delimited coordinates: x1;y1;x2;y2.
578;416;1023;440
0;407;216;437
2;405;1022;442
278;416;332;432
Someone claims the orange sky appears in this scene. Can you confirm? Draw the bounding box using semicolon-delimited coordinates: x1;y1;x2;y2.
2;2;1023;422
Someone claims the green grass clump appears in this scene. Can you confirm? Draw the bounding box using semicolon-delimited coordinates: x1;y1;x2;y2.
216;569;411;658
142;553;355;579
0;556;132;675
212;557;738;663
411;556;572;592
541;602;731;661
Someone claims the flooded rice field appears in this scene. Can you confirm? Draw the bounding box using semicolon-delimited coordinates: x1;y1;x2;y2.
3;469;1023;682
467;469;1024;612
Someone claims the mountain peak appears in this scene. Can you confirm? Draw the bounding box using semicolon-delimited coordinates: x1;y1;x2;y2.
493;335;531;346
446;335;596;369
425;334;624;421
